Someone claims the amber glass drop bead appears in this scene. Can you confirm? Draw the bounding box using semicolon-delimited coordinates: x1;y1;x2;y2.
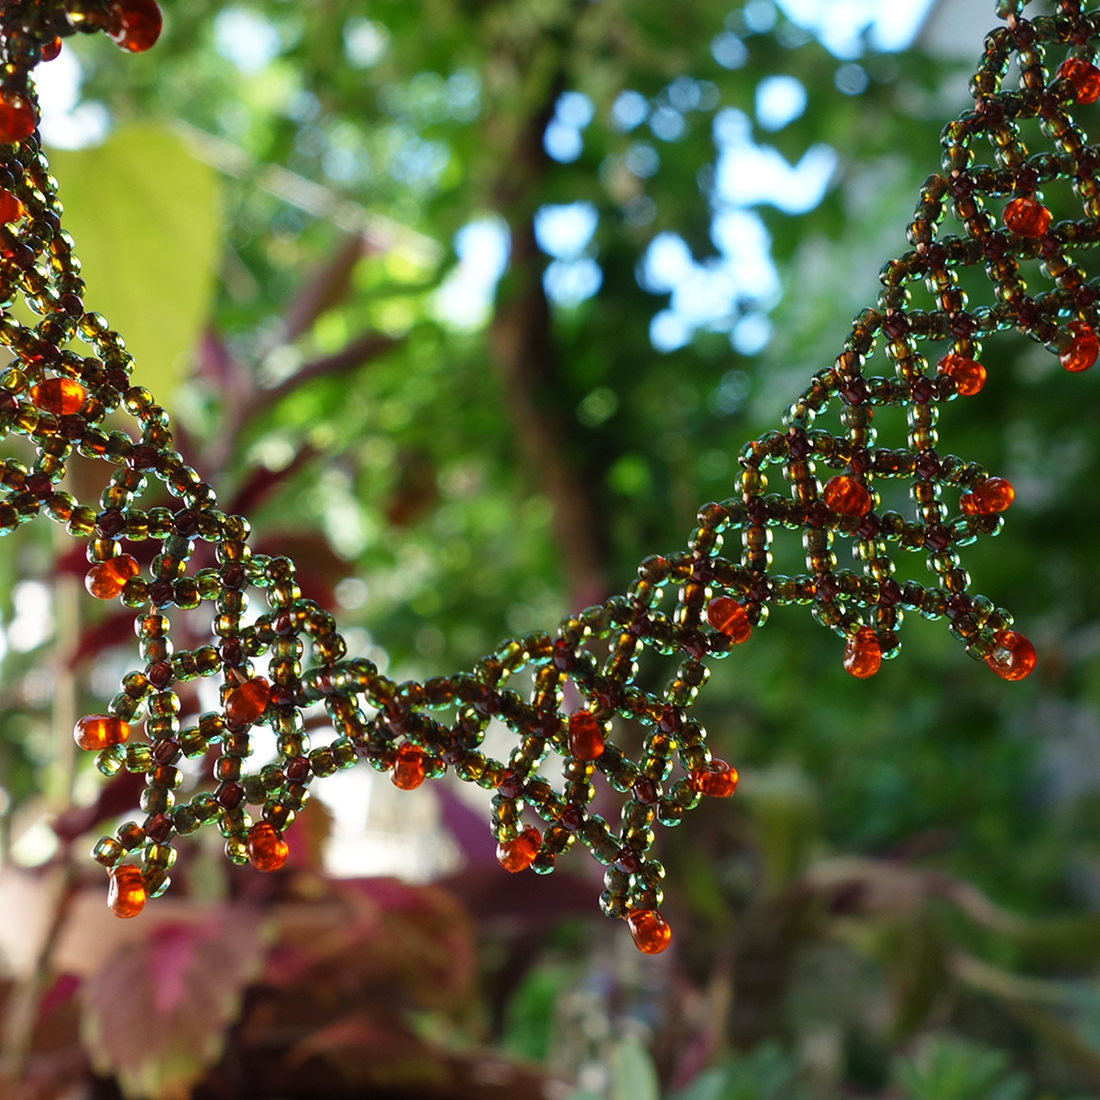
706;597;752;643
1061;322;1099;373
108;865;146;919
568;709;605;760
823;475;872;517
961;477;1014;516
106;0;163;52
1003;197;1051;238
74;714;130;751
0;190;22;224
225;678;270;725
843;627;881;679
985;630;1036;681
41;36;62;62
627;909;672;954
496;826;541;873
85;555;140;599
1058;58;1100;103
246;822;288;871
30;377;85;415
691;759;739;798
937;353;986;396
0;93;35;144
392;742;426;790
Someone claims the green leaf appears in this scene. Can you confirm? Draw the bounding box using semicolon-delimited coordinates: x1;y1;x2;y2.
611;1035;660;1100
46;124;220;408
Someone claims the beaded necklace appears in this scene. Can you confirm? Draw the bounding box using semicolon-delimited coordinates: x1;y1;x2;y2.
0;0;1091;955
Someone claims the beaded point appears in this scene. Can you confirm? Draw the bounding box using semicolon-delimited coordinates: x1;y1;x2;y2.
0;0;1091;953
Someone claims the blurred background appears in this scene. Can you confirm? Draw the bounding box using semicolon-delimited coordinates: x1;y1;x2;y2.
6;0;1100;1096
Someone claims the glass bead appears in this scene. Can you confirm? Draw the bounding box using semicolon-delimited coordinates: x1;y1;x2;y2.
74;714;129;751
691;759;739;798
823;475;872;517
392;742;426;790
246;822;288;871
985;629;1036;680
0;92;35;144
843;627;882;679
705;597;751;643
1003;196;1051;238
0;190;22;223
1058;58;1100;104
568;709;605;761
1061;321;1099;373
496;826;541;872
92;836;123;867
107;864;146;919
85;554;140;599
30;377;84;415
937;352;986;395
224;677;270;725
961;476;1014;515
224;837;249;866
626;909;672;954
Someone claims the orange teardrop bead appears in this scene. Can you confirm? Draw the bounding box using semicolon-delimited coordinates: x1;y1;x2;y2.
1003;196;1051;238
392;742;426;790
108;865;146;919
843;627;881;679
965;476;1014;515
224;678;270;725
627;909;672;954
1058;57;1100;103
1061;322;1099;373
30;377;85;415
106;0;163;52
706;596;752;643
985;630;1036;681
74;714;130;751
0;92;35;144
936;352;986;396
568;709;605;760
41;36;62;62
0;190;22;224
823;475;871;517
247;822;289;871
496;826;541;873
691;759;739;798
85;555;140;599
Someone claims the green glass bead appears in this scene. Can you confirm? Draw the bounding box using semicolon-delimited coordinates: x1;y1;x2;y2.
92;836;123;867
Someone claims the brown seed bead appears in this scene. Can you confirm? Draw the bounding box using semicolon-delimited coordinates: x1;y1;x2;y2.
392;742;426;790
496;826;541;873
0;92;35;144
106;0;163;52
937;352;986;396
705;597;752;643
107;864;146;919
224;678;270;725
823;475;872;517
1061;322;1099;373
843;627;881;679
961;476;1014;516
74;714;130;751
1003;197;1051;238
985;630;1036;681
246;822;288;872
568;709;605;760
30;377;85;416
626;909;672;954
1058;58;1100;104
85;555;140;599
691;759;739;798
0;190;21;224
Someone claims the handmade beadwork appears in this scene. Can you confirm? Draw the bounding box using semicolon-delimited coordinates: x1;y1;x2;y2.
0;0;1090;954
